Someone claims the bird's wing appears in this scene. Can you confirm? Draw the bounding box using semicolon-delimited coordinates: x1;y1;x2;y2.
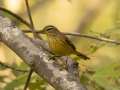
58;30;76;50
64;37;76;50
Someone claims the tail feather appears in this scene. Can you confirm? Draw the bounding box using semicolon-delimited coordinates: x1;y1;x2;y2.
75;51;90;60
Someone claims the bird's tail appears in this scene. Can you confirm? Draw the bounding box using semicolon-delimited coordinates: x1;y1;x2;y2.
75;51;90;60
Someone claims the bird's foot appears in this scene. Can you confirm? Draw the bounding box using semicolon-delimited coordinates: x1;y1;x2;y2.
48;55;61;61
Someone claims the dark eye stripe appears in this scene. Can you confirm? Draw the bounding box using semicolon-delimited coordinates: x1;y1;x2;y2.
46;27;54;31
45;26;55;31
43;25;58;31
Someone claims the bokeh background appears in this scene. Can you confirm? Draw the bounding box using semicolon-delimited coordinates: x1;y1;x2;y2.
0;0;120;90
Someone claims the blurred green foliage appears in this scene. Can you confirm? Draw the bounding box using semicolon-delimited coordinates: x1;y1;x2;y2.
91;62;120;90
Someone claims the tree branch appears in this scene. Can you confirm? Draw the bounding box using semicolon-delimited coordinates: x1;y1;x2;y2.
23;30;120;45
0;16;86;90
25;0;39;38
64;32;120;45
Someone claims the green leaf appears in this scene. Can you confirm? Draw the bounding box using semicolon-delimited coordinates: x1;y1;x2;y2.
4;74;27;90
29;75;47;90
91;62;120;90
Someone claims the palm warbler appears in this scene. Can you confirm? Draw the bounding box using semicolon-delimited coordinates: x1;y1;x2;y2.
40;25;89;60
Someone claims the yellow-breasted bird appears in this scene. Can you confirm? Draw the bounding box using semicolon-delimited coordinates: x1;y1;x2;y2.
40;25;90;60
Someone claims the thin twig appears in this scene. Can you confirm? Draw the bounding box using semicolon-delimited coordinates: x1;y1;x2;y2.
0;7;31;28
23;30;120;45
0;61;28;73
64;32;120;45
25;0;38;38
24;0;40;90
24;69;34;90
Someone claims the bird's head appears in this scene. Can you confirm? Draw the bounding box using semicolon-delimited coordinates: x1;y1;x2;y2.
40;25;59;36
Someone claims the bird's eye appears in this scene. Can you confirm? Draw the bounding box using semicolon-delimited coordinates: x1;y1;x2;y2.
43;25;57;32
46;27;53;31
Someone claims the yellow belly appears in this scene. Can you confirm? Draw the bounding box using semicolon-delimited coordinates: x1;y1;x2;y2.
48;37;74;56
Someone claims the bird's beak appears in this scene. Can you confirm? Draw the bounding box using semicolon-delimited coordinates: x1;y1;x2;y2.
39;30;45;34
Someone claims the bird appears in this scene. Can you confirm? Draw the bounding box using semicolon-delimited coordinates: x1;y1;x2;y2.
40;25;90;60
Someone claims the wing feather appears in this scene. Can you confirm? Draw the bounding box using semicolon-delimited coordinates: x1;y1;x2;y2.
58;31;76;50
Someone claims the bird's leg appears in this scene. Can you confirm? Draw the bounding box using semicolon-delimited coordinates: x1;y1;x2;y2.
59;56;68;71
48;55;68;70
